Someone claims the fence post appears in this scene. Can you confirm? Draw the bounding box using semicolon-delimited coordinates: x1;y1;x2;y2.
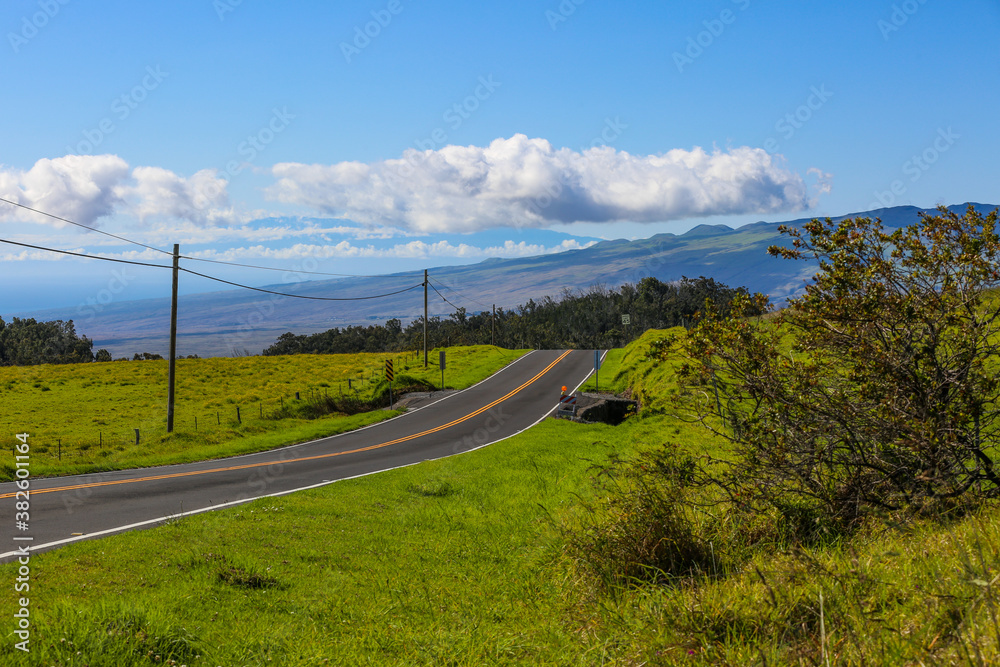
134;429;140;446
58;439;61;460
236;406;241;424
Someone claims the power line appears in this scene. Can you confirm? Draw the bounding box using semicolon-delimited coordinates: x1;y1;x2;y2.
0;238;172;269
428;276;490;309
0;198;424;279
179;267;425;301
0;237;425;302
177;254;425;279
428;281;463;312
0;197;173;255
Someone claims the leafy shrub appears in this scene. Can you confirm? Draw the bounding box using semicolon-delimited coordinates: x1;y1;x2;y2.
679;205;1000;533
566;446;715;590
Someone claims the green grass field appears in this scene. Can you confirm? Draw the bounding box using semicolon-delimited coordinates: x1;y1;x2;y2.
3;332;1000;664
0;345;525;480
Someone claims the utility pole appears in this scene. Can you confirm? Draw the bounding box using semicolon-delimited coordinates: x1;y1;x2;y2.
423;268;428;368
167;243;179;433
491;304;495;347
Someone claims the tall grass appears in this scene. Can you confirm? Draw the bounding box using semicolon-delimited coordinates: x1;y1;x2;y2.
560;329;1000;664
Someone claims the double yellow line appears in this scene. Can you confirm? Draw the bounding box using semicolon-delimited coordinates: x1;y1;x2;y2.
1;350;572;499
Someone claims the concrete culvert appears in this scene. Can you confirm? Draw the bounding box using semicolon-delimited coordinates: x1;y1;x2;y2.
573;392;638;426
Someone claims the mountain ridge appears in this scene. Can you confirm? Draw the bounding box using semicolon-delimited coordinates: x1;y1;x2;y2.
10;203;997;357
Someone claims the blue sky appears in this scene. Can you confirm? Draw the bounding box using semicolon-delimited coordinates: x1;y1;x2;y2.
2;0;998;313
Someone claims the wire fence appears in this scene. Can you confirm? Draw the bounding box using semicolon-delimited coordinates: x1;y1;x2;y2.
8;351;437;463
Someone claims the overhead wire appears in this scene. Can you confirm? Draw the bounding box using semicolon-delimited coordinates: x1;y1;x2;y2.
0;238;173;269
177;254;425;279
178;267;425;301
0;201;460;303
428;276;491;309
428;281;464;312
1;197;425;280
0;197;173;255
0;237;425;302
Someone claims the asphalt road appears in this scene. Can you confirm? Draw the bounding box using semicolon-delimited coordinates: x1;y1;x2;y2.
0;349;597;561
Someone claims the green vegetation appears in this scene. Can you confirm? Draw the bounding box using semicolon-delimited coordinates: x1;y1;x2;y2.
264;275;758;354
6;207;1000;663
5;327;1000;664
578;348;626;394
0;317;94;365
678;205;1000;532
0;345;524;480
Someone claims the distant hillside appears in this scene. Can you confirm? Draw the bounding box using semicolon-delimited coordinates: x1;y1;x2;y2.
14;203;997;357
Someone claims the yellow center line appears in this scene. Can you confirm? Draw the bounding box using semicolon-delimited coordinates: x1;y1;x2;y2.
2;350;573;499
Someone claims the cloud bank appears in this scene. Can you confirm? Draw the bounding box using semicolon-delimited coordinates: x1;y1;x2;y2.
185;238;595;261
267;134;812;233
0;155;233;227
0;238;594;263
1;137;817;236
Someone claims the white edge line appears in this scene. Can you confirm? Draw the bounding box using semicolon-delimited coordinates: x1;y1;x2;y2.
1;350;537;490
0;349;588;561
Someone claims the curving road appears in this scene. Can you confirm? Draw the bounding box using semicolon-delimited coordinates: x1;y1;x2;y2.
0;349;597;561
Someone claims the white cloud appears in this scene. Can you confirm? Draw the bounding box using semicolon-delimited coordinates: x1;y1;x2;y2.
0;155;235;228
121;166;233;226
266;134;813;233
0;155;129;226
2;219;406;256
807;167;833;197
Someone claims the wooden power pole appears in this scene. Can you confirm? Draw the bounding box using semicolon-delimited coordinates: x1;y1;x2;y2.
167;244;179;432
423;268;428;368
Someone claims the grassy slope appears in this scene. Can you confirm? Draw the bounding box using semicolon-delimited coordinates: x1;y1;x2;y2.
1;418;640;666
568;331;1000;664
579;329;682;398
0;345;525;480
3;331;1000;664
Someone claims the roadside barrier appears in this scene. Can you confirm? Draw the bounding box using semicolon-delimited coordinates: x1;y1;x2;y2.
556;386;577;419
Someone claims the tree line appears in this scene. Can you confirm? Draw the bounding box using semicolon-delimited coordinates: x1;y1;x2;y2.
0;317;200;366
0;317;95;366
263;276;757;356
0;275;755;366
